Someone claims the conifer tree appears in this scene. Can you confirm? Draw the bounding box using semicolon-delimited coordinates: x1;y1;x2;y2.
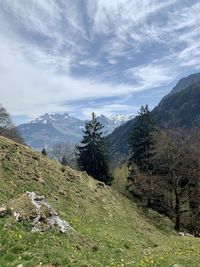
128;105;155;172
76;113;112;185
128;105;155;206
41;148;47;156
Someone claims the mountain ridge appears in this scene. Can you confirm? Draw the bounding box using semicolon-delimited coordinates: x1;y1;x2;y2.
170;72;200;95
18;113;134;149
153;79;200;127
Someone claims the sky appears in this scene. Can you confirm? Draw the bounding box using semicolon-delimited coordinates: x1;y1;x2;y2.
0;0;200;124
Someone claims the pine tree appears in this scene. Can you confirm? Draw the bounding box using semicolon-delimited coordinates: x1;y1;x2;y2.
128;105;155;172
128;105;155;206
41;148;47;156
76;112;112;185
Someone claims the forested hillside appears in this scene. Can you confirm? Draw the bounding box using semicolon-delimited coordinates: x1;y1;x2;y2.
153;80;200;127
106;73;200;164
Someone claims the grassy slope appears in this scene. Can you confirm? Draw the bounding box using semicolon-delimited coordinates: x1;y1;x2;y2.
0;137;199;267
113;164;129;195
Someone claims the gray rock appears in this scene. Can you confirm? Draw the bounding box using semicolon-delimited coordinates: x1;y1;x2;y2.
8;191;74;233
26;191;74;233
47;215;72;233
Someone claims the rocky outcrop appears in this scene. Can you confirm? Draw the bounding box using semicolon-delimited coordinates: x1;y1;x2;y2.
5;192;74;233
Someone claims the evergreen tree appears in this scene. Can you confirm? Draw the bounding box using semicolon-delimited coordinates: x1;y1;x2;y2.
128;105;155;172
41;148;47;156
76;113;112;185
128;105;155;206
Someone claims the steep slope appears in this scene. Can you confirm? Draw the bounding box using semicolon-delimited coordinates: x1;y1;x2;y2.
0;136;199;267
168;72;200;95
153;80;200;127
105;118;135;166
18;113;133;149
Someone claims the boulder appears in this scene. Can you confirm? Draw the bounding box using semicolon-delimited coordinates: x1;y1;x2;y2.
6;191;74;233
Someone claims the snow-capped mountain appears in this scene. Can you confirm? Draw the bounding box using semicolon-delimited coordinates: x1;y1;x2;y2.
30;113;82;125
18;113;134;149
110;114;135;123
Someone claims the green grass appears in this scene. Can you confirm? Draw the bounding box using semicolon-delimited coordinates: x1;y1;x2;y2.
0;136;200;267
112;164;129;194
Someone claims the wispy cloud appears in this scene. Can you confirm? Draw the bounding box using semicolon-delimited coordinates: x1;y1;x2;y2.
125;63;176;89
0;38;137;118
0;0;200;121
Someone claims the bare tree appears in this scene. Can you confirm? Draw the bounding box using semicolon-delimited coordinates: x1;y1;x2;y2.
0;105;12;129
154;129;199;231
0;104;24;144
51;142;77;169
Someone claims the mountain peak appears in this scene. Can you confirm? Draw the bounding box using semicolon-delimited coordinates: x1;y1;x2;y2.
110;114;135;123
19;113;133;148
170;72;200;95
31;113;50;124
30;112;73;124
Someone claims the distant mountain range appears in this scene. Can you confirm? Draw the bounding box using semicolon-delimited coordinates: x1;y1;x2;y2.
18;113;134;149
106;72;200;163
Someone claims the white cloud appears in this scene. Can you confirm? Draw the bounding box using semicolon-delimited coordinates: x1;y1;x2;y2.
125;63;176;89
79;59;100;68
82;104;137;118
0;38;144;118
89;0;178;59
89;0;177;35
0;0;200;120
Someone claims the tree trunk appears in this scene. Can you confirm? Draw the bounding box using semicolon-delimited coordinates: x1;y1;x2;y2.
147;175;152;207
174;192;181;231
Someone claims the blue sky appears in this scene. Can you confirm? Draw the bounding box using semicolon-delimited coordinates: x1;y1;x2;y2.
0;0;200;124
